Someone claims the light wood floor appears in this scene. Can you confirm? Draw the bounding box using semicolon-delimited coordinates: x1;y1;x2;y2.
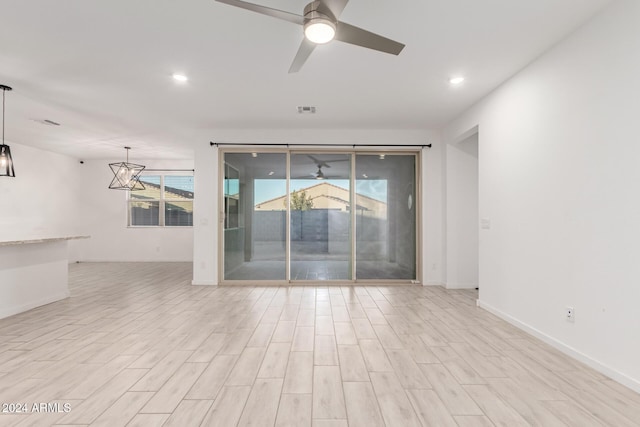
0;263;639;426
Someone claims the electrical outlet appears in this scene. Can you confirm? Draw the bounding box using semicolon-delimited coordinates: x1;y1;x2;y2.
566;306;575;322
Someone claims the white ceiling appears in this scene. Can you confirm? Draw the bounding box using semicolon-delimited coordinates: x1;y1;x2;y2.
0;0;611;160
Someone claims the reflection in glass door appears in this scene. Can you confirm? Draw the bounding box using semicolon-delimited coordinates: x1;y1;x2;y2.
223;153;287;280
289;153;352;280
355;154;416;279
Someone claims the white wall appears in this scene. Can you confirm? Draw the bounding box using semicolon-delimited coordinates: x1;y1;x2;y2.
191;129;444;286
193;144;218;285
69;158;194;262
443;0;640;391
446;132;479;289
0;142;84;241
422;137;446;285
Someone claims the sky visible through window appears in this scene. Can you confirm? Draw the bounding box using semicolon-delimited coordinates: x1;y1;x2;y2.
140;175;194;192
253;179;387;204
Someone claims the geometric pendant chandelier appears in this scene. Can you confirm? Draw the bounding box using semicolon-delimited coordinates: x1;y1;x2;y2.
0;84;16;178
108;146;145;190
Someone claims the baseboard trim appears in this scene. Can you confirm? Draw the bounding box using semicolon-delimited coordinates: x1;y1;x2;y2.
423;281;445;287
0;292;70;320
478;300;640;394
191;280;218;286
446;282;478;290
74;259;193;263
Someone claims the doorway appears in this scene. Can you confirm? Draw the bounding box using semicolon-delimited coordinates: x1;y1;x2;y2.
221;150;418;283
446;131;479;289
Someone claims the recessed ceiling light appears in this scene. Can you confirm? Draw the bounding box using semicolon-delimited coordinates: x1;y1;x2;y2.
268;171;275;176
362;174;368;179
252;152;258;158
379;154;385;160
449;76;465;86
172;73;188;82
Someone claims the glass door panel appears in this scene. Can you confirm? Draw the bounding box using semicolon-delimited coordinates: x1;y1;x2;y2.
355;154;416;280
223;152;287;280
290;153;352;280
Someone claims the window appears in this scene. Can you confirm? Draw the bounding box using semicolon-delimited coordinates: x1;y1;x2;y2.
128;175;194;226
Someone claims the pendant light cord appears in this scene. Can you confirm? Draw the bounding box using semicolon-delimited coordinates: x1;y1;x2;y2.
2;88;5;145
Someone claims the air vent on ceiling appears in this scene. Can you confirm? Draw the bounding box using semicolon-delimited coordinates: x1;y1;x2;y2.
297;106;316;114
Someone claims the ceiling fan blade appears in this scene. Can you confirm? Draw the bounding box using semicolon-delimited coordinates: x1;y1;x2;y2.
289;38;317;73
306;155;330;168
335;22;405;55
317;0;349;19
215;0;304;25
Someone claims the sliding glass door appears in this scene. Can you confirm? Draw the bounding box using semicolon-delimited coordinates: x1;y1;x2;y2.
223;152;287;280
221;150;418;283
290;153;352;280
355;154;416;279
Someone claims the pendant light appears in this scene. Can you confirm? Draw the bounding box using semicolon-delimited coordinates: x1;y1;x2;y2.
0;85;15;177
108;146;145;190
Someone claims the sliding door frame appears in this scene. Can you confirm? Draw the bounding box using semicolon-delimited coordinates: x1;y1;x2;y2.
218;147;422;285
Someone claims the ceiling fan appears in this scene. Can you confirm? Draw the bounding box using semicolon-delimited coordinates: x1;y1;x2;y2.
215;0;405;73
295;154;348;179
312;166;327;180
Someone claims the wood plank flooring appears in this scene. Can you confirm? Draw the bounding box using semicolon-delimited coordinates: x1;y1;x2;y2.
0;262;639;426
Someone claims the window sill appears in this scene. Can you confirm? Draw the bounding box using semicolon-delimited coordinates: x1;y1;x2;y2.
126;226;193;229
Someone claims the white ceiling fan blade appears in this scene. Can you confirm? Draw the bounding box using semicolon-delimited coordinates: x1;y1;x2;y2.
215;0;304;25
289;38;317;73
335;21;405;55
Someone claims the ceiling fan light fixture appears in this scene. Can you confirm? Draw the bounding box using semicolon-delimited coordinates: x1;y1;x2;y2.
304;18;336;44
215;0;404;73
